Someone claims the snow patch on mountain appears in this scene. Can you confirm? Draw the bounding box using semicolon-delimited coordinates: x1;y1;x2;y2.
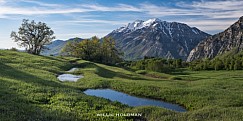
107;18;211;60
116;18;171;33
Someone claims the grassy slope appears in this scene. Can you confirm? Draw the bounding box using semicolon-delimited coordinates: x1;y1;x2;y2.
1;50;243;120
0;50;131;121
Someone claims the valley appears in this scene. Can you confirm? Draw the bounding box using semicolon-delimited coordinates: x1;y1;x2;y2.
1;50;243;120
0;4;243;120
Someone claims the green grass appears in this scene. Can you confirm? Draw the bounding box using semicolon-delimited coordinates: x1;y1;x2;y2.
2;50;243;120
74;61;243;120
0;50;132;121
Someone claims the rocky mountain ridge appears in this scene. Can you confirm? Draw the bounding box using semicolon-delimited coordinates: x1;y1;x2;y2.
107;18;210;60
187;16;243;62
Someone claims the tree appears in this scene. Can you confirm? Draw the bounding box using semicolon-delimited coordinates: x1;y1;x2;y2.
101;37;123;64
10;19;55;55
203;58;209;70
61;38;80;57
234;59;241;70
214;59;223;70
62;36;123;64
89;36;101;61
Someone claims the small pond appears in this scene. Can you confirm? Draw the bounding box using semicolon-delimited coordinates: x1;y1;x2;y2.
84;89;187;112
57;68;83;82
58;74;83;82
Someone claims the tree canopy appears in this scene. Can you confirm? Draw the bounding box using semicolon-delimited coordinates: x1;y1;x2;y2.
129;58;184;73
62;36;123;65
10;19;55;55
189;51;243;71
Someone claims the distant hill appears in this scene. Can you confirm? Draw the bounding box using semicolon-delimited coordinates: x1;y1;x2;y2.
41;38;83;56
187;16;243;62
106;18;210;60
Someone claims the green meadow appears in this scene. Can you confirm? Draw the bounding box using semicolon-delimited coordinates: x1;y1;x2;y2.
1;50;243;121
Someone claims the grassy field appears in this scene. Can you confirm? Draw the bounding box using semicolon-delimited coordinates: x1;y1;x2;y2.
1;50;243;120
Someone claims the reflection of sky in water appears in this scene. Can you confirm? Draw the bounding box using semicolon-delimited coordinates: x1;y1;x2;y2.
84;89;187;112
58;74;83;82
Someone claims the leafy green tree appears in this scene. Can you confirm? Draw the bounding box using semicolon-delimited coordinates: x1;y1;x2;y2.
203;59;210;70
189;51;243;71
223;58;231;70
11;19;55;55
101;37;123;64
62;36;122;65
214;59;223;70
234;59;241;70
61;38;81;57
90;36;101;61
132;61;145;70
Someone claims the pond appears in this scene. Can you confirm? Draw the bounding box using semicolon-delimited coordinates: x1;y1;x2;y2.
57;74;83;82
57;68;83;82
84;89;187;112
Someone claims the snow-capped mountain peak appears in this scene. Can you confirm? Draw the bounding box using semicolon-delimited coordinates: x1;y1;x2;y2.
143;18;161;26
116;18;164;33
107;18;210;60
127;20;144;30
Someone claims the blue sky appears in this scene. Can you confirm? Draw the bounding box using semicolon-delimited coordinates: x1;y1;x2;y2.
0;0;242;49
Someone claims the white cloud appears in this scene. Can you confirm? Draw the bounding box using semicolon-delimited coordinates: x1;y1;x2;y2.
139;1;243;19
20;0;62;7
136;0;242;34
0;7;91;17
78;3;141;12
0;0;5;4
0;2;143;18
0;0;241;21
57;19;128;25
189;0;243;10
0;0;243;46
177;0;243;19
178;19;237;34
0;0;242;20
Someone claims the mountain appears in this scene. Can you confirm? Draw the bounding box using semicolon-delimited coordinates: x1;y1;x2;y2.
187;16;243;62
41;38;83;56
106;18;210;60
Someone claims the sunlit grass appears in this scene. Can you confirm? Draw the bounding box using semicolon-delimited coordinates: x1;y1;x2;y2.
0;50;129;121
1;50;243;120
74;60;243;120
